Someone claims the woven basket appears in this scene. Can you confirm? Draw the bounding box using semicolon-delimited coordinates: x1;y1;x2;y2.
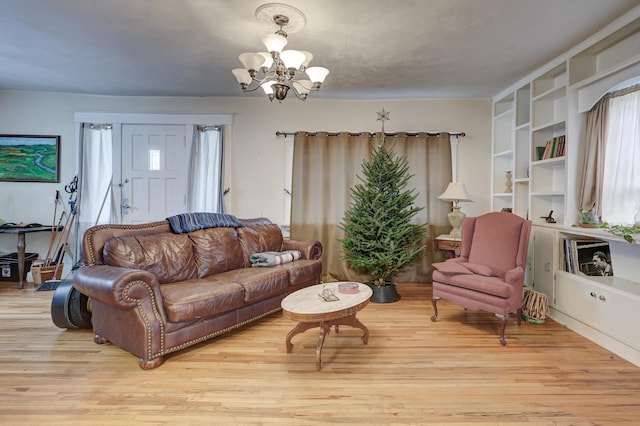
522;287;549;324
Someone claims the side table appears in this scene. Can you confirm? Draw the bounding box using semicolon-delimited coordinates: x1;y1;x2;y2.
0;225;58;289
436;235;462;259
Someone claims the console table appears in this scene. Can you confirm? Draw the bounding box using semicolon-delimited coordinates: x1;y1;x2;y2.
0;225;56;289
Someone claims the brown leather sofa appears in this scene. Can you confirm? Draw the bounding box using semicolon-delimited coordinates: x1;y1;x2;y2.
73;217;322;369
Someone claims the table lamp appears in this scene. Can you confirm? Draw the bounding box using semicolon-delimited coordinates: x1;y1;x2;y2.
438;182;473;238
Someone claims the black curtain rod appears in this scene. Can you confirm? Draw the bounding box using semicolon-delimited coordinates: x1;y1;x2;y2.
275;131;466;138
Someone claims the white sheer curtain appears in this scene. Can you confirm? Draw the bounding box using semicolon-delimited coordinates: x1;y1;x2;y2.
188;125;224;213
602;88;640;225
77;123;115;258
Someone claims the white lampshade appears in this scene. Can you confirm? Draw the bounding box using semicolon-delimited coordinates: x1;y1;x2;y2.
231;68;252;85
305;66;329;83
258;52;273;69
239;52;264;72
293;80;312;96
261;81;275;95
261;33;287;53
438;182;472;204
438;182;472;239
300;50;313;68
280;50;306;70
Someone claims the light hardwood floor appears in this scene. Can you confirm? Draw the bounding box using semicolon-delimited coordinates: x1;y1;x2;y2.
1;281;639;425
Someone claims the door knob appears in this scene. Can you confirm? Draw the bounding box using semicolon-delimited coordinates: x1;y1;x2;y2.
122;198;131;214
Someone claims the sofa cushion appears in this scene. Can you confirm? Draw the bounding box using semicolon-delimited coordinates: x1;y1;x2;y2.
461;262;494;277
160;279;245;322
275;259;323;286
188;227;244;278
222;267;289;303
103;233;197;284
237;224;284;266
432;261;473;275
432;270;512;299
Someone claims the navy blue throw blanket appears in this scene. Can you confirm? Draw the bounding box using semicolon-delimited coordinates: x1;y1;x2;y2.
167;212;245;234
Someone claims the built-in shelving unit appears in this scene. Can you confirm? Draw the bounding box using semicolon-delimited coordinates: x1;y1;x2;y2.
491;5;640;366
491;92;514;212
533;224;640;366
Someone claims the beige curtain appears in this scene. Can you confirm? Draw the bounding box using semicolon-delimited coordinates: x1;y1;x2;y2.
291;131;452;283
579;97;609;217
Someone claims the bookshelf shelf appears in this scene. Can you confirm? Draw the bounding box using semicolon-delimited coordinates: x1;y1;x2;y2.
493;149;513;158
569;16;640;86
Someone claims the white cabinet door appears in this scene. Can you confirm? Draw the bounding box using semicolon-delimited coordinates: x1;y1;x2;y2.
556;273;640;350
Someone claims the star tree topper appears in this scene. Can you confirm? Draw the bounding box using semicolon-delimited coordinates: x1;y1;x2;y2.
377;108;390;133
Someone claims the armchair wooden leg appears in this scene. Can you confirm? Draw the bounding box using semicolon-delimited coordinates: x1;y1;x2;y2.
517;307;522;326
496;313;508;346
431;297;439;321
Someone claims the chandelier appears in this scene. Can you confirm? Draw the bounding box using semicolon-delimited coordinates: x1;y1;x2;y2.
232;3;329;102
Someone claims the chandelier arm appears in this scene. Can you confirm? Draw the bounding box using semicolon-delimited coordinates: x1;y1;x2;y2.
290;85;307;101
239;70;278;92
240;84;266;94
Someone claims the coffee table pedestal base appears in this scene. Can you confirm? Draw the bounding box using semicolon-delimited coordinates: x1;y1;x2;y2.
286;314;369;371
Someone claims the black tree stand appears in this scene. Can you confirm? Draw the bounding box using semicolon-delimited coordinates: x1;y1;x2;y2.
367;281;400;303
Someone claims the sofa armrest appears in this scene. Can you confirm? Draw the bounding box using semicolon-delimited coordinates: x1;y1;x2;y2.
282;239;323;260
504;266;525;285
74;265;164;311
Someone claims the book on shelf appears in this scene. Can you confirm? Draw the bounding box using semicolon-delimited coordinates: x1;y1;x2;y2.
539;135;566;160
560;237;613;276
555;135;565;157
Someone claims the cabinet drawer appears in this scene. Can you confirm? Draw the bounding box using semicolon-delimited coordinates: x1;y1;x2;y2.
438;240;461;250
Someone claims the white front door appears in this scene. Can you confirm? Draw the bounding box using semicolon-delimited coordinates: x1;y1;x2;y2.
120;124;188;224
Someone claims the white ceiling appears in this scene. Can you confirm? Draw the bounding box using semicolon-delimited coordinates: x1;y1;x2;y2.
1;0;639;100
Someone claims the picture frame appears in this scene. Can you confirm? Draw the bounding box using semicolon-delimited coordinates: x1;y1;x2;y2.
0;134;61;182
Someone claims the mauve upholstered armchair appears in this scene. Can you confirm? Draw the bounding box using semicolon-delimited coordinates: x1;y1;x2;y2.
431;212;532;345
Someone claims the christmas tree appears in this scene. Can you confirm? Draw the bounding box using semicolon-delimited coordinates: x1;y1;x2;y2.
339;110;426;287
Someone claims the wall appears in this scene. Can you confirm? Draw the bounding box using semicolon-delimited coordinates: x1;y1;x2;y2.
0;91;491;276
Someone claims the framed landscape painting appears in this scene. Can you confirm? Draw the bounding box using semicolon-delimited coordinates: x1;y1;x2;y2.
0;134;60;182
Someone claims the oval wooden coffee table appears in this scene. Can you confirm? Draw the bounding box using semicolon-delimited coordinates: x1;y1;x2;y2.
281;282;372;370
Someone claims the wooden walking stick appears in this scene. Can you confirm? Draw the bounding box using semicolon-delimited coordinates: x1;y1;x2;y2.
45;191;61;265
46;210;66;267
52;210;75;281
